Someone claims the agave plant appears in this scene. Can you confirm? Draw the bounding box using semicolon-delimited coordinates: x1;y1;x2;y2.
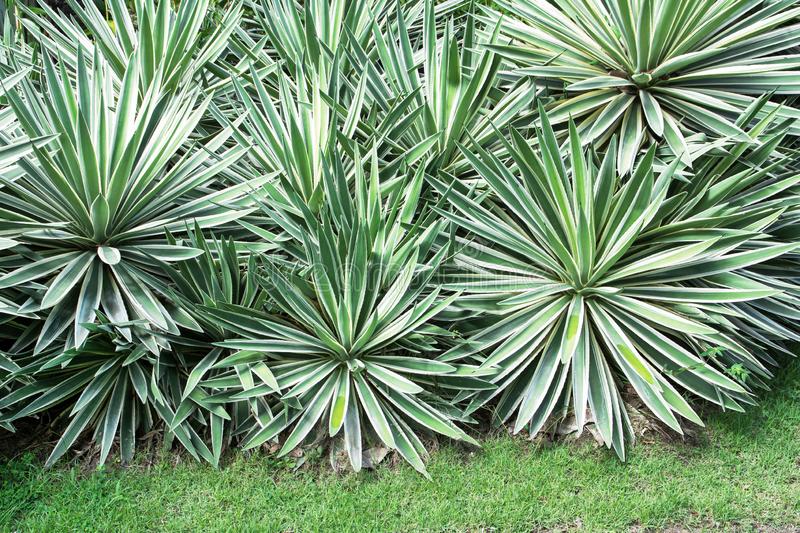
1;0;799;475
484;0;800;173
0;39;259;353
198;147;487;477
0;67;46;171
229;0;536;202
242;0;471;74
432;103;798;457
221;0;403;208
162;225;267;342
157;226;271;459
16;0;242;93
0;229;267;468
0;319;223;466
341;1;537;176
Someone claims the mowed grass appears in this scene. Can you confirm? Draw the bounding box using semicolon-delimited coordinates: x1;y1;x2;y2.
1;361;799;532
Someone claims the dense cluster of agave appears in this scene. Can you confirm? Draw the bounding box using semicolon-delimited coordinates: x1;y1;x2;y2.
0;0;798;477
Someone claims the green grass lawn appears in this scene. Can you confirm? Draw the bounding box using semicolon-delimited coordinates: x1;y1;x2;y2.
1;361;799;532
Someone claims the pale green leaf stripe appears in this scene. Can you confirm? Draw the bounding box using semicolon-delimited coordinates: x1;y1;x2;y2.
0;252;81;289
